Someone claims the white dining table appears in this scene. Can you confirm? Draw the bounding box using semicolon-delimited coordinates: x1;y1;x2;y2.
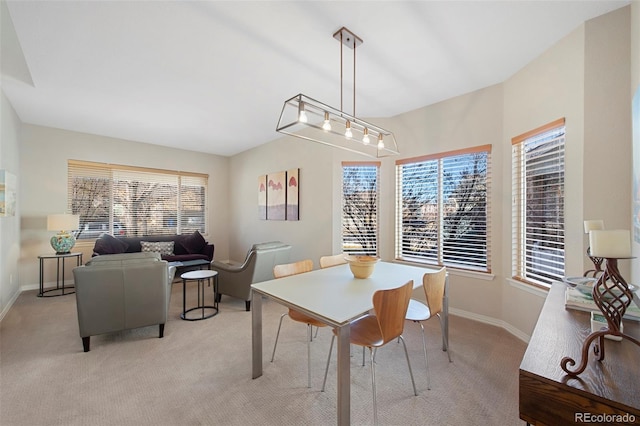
250;261;449;426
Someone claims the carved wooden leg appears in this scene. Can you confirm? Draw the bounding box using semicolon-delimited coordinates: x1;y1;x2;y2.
159;323;165;338
82;336;90;352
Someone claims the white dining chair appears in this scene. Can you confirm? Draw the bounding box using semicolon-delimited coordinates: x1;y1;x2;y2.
405;267;451;389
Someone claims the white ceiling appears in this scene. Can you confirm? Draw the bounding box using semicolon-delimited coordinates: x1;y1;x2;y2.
1;0;630;157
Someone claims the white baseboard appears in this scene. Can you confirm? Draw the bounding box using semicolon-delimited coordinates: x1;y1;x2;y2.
0;287;21;322
449;307;531;343
20;283;39;292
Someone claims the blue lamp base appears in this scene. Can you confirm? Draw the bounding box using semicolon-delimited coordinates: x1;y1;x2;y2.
50;232;76;254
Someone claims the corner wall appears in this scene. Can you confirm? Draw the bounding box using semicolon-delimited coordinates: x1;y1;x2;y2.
0;91;21;319
501;6;631;337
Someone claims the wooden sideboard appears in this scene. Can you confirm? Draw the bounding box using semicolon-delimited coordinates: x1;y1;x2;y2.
519;282;640;425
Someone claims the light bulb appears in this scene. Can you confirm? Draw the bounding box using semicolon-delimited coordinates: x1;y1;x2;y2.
377;134;385;149
322;112;331;131
345;121;353;139
298;103;308;123
362;128;370;145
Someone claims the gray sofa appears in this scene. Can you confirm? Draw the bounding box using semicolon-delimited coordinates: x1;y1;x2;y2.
92;231;214;263
210;241;291;311
73;252;176;352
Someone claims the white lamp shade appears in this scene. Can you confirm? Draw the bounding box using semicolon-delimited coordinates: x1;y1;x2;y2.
47;214;80;232
588;229;631;258
583;219;604;234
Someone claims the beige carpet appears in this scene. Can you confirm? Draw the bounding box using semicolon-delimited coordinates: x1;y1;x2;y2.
0;282;526;426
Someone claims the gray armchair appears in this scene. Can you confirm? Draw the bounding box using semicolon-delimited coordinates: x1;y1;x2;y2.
73;252;176;352
211;241;291;311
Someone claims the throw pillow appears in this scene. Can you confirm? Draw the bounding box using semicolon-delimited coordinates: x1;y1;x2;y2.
140;241;174;256
93;234;129;255
178;230;207;254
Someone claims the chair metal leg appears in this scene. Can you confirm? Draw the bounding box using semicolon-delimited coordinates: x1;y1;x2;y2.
418;322;431;390
321;334;335;392
362;346;365;366
399;335;418;396
370;347;378;426
437;313;452;362
270;312;288;362
307;324;312;388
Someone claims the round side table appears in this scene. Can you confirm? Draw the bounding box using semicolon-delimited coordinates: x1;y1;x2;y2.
38;252;83;297
180;270;218;321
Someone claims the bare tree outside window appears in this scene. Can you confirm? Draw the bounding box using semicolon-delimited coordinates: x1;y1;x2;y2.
397;147;491;272
68;161;207;239
342;164;379;256
512;121;565;286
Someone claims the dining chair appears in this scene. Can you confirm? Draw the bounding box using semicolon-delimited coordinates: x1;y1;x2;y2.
405;267;451;390
319;253;347;269
270;259;325;388
321;280;417;425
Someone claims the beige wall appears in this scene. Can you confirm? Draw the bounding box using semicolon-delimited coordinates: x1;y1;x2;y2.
18;125;230;290
227;6;633;341
502;7;631;336
388;84;505;325
584;6;632;239
0;92;21;318
228;135;335;266
502;15;588;336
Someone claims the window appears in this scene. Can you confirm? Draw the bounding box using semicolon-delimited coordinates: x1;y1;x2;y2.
342;162;379;255
68;160;208;239
396;145;491;272
512;118;565;286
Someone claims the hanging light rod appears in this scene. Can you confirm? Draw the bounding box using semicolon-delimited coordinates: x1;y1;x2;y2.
276;27;398;158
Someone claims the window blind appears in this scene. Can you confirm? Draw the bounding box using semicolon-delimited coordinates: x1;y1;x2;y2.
342;162;380;255
68;160;208;238
511;119;565;286
396;145;491;272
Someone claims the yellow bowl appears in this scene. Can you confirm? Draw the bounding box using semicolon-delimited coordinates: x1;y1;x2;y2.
344;255;380;279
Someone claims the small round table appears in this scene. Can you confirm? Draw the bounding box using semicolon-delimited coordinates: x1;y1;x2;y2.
180;270;218;321
38;252;83;297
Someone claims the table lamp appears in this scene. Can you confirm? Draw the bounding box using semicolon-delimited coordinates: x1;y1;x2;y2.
47;214;80;254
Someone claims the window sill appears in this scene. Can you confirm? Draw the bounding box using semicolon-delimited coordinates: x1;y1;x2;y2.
390;259;495;281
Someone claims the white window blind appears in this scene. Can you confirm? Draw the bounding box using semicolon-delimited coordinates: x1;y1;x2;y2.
512;118;565;286
68;160;208;239
396;145;491;272
342;162;379;255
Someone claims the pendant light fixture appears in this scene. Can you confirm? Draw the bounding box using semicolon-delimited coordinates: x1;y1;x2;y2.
276;27;398;158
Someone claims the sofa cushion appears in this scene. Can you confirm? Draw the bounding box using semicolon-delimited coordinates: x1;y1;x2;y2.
162;253;210;262
93;234;129;255
141;241;174;256
177;230;207;254
86;252;162;267
173;238;188;255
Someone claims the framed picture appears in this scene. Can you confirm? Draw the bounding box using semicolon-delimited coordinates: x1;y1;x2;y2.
286;168;299;221
258;175;267;220
267;171;286;220
0;170;16;217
